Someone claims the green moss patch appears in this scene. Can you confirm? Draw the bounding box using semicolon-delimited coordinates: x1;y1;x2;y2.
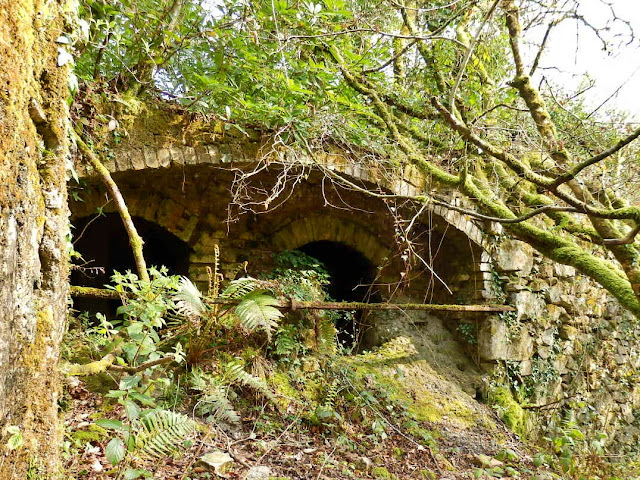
488;387;526;436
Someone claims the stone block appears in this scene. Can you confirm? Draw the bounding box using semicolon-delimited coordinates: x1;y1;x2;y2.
537;345;551;359
553;263;576;278
495;239;533;275
194;146;209;164
559;325;578;340
142;147;158;169
219;144;233;163
432;205;446;217
529;279;549;292
477;316;533;361
478;262;492;273
177;215;200;243
130;149;145;170
546;284;562;304
486;221;503;235
169;146;184;166
156;148;171;167
183;146;197;165
511;290;546;321
540;327;556;346
115;153;132;171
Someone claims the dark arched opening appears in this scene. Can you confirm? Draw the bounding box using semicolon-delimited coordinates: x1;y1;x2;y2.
71;214;191;317
297;241;379;350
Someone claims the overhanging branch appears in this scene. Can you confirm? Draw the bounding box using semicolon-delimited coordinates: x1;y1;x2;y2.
549;125;640;190
75;134;150;282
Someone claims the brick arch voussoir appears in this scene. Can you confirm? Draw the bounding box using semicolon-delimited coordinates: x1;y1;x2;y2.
98;144;489;252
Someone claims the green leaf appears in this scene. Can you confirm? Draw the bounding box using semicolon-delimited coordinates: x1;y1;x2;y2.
105;437;126;466
120;375;142;391
95;419;125;431
127;322;144;336
130;392;156;406
7;430;23;450
105;390;128;398
124;468;150;479
124;399;141;421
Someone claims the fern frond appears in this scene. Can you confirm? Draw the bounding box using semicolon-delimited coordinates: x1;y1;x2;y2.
224;359;277;404
221;277;260;299
136;409;196;458
323;380;339;409
234;291;282;340
173;277;206;318
274;326;298;357
317;318;338;354
196;386;241;425
190;370;241;425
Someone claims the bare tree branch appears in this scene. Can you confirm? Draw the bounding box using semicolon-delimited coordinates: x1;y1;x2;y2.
603;224;640;246
550;125;640;190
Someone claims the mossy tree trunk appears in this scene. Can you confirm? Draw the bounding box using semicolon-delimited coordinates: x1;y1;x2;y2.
0;0;71;477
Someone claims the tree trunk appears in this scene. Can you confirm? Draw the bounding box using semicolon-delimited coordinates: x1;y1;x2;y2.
0;0;71;477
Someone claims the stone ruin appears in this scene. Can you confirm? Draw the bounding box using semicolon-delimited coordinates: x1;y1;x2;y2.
69;106;640;454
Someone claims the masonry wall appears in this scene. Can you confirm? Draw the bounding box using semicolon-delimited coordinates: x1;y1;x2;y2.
478;237;640;454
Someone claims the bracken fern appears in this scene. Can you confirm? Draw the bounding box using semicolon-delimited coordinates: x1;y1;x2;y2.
135;410;196;458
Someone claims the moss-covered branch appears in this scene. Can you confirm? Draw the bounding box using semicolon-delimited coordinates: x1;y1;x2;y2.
75;134;150;283
69;286;515;312
62;353;174;376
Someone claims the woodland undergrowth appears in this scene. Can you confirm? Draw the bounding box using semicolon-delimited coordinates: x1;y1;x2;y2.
62;250;638;480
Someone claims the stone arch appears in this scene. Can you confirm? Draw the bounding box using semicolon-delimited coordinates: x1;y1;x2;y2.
296;241;381;349
69;178;200;246
74;145;498;299
270;214;390;267
71;213;192;315
84;143;489;250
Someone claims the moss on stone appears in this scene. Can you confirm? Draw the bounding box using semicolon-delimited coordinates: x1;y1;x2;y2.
268;370;301;411
488;387;526;436
372;466;398;480
419;469;437;480
71;424;108;445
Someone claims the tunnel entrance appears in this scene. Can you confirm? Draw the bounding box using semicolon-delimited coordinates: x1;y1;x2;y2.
297;241;379;350
71;214;191;317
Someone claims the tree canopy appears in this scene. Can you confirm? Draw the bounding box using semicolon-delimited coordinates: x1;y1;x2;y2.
73;0;640;315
